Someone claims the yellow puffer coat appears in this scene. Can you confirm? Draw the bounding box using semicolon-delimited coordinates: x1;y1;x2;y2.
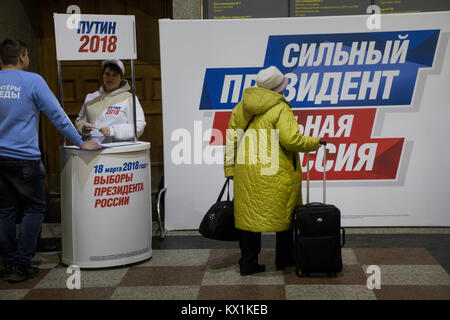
224;87;319;232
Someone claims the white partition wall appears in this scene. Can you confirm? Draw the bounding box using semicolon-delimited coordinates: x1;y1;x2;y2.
159;12;450;229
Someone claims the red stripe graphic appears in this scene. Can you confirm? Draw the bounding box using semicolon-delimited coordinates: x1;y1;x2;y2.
210;109;404;180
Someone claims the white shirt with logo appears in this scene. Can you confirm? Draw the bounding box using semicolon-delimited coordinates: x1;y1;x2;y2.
75;82;146;143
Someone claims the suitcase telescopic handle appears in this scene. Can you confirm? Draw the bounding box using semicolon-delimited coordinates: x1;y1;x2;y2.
306;144;327;204
341;227;346;248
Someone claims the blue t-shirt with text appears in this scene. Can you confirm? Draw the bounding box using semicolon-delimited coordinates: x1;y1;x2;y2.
0;70;83;160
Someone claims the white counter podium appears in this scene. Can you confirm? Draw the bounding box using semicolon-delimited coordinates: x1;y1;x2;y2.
60;141;152;268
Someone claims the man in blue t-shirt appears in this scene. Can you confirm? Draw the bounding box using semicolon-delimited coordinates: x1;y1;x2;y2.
0;39;99;283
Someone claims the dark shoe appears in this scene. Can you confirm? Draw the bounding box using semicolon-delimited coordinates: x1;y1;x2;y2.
2;265;14;281
240;264;265;276
4;265;40;283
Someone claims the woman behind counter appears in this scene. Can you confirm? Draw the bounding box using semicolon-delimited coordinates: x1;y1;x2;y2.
75;59;146;143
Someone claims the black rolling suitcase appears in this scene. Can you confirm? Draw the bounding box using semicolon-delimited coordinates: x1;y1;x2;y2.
293;145;345;277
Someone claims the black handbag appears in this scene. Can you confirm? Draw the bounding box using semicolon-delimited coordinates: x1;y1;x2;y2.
199;178;239;241
199;115;255;241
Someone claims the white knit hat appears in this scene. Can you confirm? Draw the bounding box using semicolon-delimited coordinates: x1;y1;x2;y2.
101;59;125;75
256;66;288;93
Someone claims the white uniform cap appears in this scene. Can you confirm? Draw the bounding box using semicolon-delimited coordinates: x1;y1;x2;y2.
101;59;125;75
256;66;288;93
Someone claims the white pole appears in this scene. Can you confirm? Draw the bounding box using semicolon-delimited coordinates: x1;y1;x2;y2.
131;59;137;142
57;60;66;146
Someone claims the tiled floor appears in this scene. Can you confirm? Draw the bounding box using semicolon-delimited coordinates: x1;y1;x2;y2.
1;229;449;300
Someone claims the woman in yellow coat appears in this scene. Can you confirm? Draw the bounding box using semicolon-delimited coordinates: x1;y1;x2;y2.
224;66;323;275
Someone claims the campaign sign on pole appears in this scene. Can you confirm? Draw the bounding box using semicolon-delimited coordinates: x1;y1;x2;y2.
53;13;137;60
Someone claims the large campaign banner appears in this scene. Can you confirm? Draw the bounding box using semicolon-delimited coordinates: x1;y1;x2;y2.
159;12;450;229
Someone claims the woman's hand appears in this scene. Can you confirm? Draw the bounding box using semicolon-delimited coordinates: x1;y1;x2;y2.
100;127;111;136
82;124;93;134
80;141;100;149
